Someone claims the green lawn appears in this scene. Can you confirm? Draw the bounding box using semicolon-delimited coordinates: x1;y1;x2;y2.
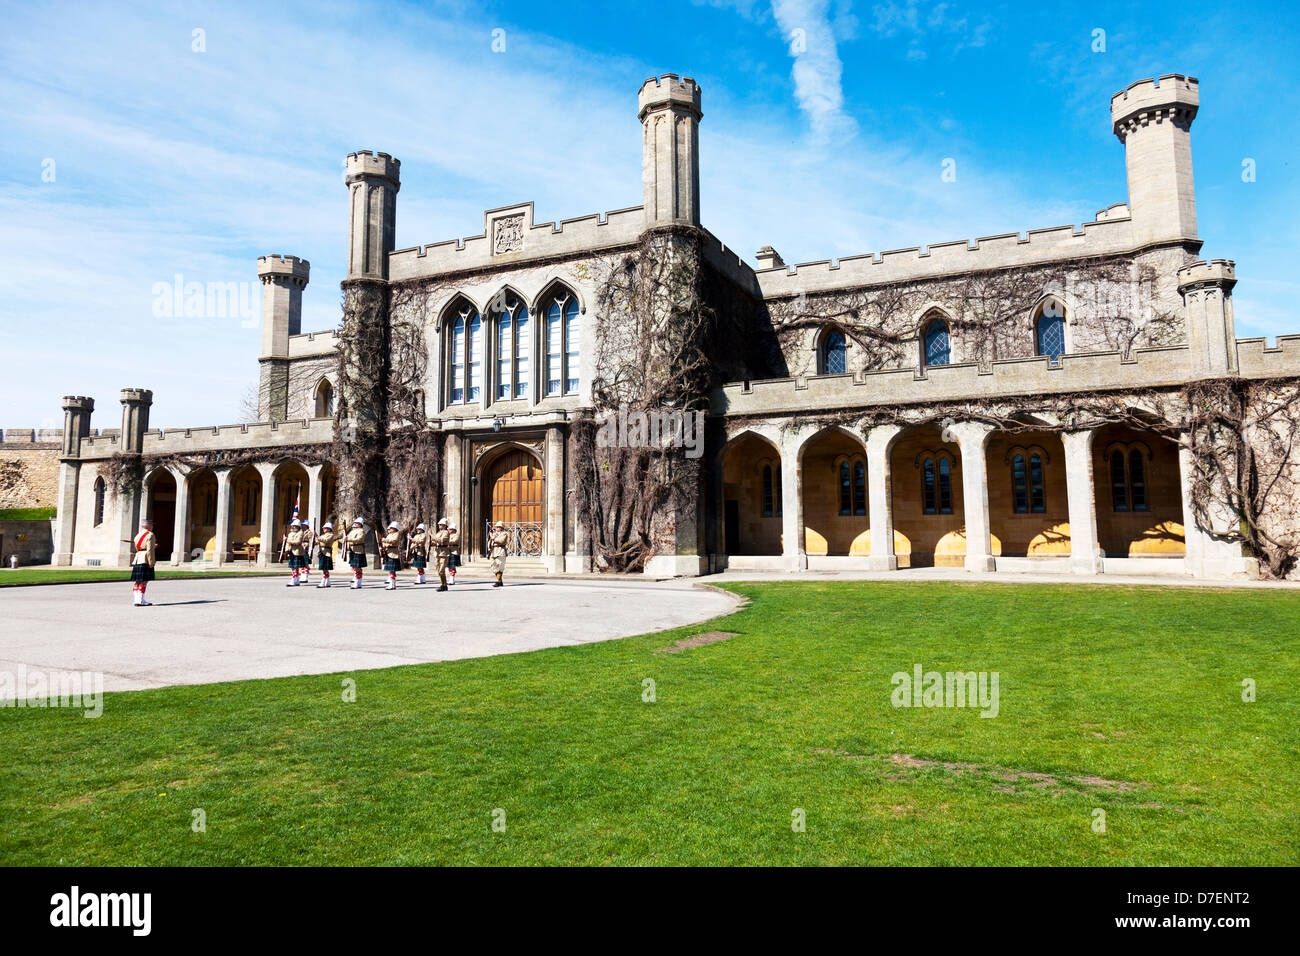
0;568;279;587
1;581;1296;865
0;507;56;520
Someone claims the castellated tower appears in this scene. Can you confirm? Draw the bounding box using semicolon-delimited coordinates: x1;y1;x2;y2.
345;150;401;279
53;395;95;565
1111;75;1199;247
639;74;701;228
257;254;310;423
115;388;153;564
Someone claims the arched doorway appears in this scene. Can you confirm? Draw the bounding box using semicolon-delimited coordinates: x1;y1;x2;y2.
145;470;176;561
188;470;219;558
719;432;782;556
482;448;544;557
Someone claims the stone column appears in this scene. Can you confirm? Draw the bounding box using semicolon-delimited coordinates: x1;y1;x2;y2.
865;424;903;571
52;462;80;566
306;463;324;533
212;467;232;567
1062;430;1102;574
256;462;279;568
950;421;996;572
170;466;190;566
544;426;565;574
780;430;806;571
1177;439;1253;578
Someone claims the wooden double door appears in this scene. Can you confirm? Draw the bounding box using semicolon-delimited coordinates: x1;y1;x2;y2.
485;450;544;556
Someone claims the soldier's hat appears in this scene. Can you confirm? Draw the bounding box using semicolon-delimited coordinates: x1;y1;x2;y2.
417;522;426;530
353;517;364;526
388;521;399;530
322;522;333;530
437;517;448;526
290;518;300;526
494;520;506;529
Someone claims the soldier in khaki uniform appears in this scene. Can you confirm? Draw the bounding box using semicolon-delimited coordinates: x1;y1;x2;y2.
431;517;452;591
315;521;339;588
408;522;429;585
382;521;403;590
345;517;369;589
284;518;308;587
446;521;460;585
488;520;510;588
129;516;157;606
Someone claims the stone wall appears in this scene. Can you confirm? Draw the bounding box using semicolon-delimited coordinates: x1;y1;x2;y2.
0;518;55;565
0;431;61;509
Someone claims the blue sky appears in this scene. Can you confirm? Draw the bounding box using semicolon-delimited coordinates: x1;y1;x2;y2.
2;0;1298;427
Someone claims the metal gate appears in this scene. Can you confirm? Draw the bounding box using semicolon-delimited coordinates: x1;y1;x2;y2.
485;521;543;557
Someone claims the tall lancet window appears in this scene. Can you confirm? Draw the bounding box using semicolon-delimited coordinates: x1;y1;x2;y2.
448;300;483;404
1036;298;1066;364
493;292;530;401
543;287;580;396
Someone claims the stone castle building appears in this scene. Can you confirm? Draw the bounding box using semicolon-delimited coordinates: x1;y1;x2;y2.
49;73;1300;579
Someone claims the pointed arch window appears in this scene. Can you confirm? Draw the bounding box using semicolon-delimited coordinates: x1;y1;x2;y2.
1012;453;1047;513
820;328;847;375
839;461;852;515
853;461;866;515
1110;451;1129;512
924;318;951;368
763;465;775;517
937;457;953;513
93;477;105;527
543;289;580;397
1129;450;1147;512
447;301;483;404
314;379;334;419
1036;298;1066;364
492;293;530;400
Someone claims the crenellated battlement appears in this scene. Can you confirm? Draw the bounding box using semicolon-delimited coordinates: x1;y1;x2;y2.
257;254;311;285
78;417;334;459
1111;74;1199;141
389;204;647;280
754;211;1140;298
1177;258;1235;292
638;73;701;120
119;387;152;405
345;149;401;187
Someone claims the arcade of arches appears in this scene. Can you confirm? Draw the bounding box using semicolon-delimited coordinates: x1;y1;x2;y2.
142;460;338;566
717;420;1196;572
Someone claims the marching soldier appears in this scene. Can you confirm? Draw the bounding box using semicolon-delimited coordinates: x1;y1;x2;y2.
488;520;510;588
129;516;157;606
284;518;308;587
301;521;316;584
382;521;403;590
315;521;340;588
446;520;460;586
432;517;452;591
346;517;368;589
408;522;429;585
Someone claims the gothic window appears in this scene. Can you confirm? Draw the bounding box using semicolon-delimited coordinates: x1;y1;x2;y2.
543;288;580;397
853;461;866;516
1129;450;1148;512
924;318;951;368
492;292;530;401
1110;450;1129;512
1013;453;1047;513
922;457;954;514
241;480;260;526
762;465;775;517
819;328;847;375
1036;298;1066;363
314;379;334;419
839;461;852;515
938;457;953;513
93;477;105;527
447;301;483;404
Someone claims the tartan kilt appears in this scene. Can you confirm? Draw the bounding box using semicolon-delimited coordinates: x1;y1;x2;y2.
448;553;460;569
129;563;155;583
287;554;308;570
348;552;367;569
317;552;334;571
410;553;427;569
383;557;401;573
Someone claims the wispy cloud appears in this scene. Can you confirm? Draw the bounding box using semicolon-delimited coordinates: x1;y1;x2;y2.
771;0;855;141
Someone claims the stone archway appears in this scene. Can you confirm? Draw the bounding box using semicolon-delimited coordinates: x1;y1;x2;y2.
479;445;545;557
144;470;176;561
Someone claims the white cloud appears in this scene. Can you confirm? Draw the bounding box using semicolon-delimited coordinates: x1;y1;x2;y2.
771;0;855;141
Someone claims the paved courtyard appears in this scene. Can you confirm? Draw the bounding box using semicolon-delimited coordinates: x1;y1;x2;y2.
0;576;738;698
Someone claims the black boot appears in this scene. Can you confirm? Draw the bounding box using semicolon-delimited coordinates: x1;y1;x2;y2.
437;584;448;592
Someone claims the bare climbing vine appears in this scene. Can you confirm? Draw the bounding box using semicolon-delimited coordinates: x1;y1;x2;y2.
572;228;714;572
